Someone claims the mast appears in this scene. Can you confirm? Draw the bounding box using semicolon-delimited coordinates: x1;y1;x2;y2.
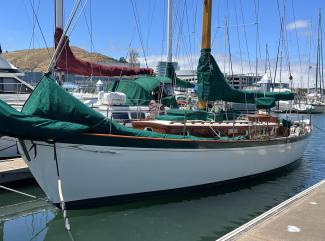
201;0;212;49
55;0;63;29
198;0;212;110
316;9;321;95
55;0;64;84
307;20;312;94
167;0;172;63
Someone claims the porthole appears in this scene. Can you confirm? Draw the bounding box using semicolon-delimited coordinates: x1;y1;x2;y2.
144;127;153;132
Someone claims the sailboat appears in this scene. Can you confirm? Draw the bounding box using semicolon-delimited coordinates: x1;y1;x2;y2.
0;0;311;209
0;52;34;159
308;9;325;113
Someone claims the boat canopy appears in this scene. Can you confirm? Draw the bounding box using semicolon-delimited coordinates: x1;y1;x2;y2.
197;48;294;106
0;75;241;141
54;28;154;77
107;76;177;106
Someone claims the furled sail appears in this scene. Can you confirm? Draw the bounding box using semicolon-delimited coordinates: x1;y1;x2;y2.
197;48;294;105
165;62;195;88
54;28;154;77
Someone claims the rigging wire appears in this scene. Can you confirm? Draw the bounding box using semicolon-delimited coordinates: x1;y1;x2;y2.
320;10;324;99
192;0;199;55
185;0;195;73
239;0;252;73
130;0;149;68
160;0;166;62
307;19;312;93
174;0;186;59
27;0;52;59
226;19;234;82
316;10;321;94
48;0;82;72
253;0;261;77
281;1;293;88
145;0;158;52
291;0;304;88
52;0;91;77
273;17;284;90
234;3;244;76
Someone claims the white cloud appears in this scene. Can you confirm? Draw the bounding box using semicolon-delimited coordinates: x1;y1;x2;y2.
286;20;309;31
140;53;314;88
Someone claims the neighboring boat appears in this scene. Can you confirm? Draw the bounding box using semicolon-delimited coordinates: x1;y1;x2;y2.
0;0;311;209
0;136;19;159
0;53;33;108
307;9;325;113
0;51;33;159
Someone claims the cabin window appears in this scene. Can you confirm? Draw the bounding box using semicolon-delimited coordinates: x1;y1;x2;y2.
111;112;129;120
130;112;146;120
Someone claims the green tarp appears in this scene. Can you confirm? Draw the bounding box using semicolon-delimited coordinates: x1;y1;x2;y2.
107;76;177;107
165;62;195;88
197;48;294;104
0;98;89;140
155;109;208;121
0;74;226;141
255;97;276;109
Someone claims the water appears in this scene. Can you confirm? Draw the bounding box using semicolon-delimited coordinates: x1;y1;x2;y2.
1;114;325;241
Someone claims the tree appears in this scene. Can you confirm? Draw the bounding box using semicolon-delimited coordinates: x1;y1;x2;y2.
119;57;128;63
128;48;139;66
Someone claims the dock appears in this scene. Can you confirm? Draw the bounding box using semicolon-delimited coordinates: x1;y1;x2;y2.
0;158;32;183
217;179;325;241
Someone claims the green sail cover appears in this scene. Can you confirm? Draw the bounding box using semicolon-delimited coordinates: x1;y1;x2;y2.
107;80;152;106
155;109;208;121
255;97;276;109
165;62;195;88
107;76;177;107
197;48;294;103
0;98;89;140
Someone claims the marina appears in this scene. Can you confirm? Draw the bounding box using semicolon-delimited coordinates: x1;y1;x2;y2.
0;113;323;240
0;0;325;240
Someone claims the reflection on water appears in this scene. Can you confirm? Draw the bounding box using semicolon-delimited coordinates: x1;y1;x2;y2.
1;114;324;241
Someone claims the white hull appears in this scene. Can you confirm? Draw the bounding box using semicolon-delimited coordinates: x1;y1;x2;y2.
311;104;325;113
0;136;19;159
19;136;308;206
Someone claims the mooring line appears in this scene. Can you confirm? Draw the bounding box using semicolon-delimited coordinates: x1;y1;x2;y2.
0;144;17;153
0;185;47;202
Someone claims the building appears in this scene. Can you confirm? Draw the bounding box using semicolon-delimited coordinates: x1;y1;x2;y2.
225;73;262;89
156;61;179;77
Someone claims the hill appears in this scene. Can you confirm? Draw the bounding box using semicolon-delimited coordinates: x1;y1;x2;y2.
3;47;119;72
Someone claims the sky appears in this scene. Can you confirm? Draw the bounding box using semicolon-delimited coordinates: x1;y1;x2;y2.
1;0;325;87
